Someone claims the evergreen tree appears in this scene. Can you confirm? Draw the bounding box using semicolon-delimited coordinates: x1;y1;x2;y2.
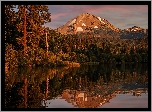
16;5;51;55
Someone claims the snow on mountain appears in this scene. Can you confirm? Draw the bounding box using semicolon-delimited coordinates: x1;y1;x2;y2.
94;26;98;28
97;17;105;24
82;23;86;26
68;19;76;26
97;17;101;21
76;27;83;32
79;20;82;22
57;13;120;34
101;21;105;24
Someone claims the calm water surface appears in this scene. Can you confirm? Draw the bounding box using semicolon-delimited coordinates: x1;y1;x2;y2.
5;63;148;108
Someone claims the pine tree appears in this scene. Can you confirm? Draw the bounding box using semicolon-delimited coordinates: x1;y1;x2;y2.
16;5;51;55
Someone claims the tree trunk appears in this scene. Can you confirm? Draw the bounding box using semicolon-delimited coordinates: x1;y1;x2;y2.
44;75;49;107
45;75;49;99
46;32;48;56
24;6;27;56
24;77;28;108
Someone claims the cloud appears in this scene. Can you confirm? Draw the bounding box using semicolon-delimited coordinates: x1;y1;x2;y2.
51;13;68;20
45;21;65;29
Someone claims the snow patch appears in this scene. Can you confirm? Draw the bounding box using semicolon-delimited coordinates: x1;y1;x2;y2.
133;29;137;31
82;23;86;26
98;17;105;24
101;21;105;24
76;27;83;32
97;17;101;21
69;19;76;26
94;26;98;28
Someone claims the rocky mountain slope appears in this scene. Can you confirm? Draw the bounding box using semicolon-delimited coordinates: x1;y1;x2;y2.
57;13;120;35
120;26;148;39
57;13;148;39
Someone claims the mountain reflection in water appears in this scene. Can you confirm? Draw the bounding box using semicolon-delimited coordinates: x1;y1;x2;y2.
5;63;148;108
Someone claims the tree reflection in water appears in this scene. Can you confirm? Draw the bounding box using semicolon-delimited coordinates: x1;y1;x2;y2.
5;63;148;108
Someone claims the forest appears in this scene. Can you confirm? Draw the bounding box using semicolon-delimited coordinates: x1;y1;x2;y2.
5;5;148;70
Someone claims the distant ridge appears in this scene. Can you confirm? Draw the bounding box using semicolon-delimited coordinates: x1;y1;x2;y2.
57;13;148;39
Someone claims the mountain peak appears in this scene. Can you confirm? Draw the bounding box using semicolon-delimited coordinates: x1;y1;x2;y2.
125;26;144;32
57;13;119;34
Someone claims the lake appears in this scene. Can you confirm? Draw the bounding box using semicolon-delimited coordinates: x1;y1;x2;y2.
5;63;148;108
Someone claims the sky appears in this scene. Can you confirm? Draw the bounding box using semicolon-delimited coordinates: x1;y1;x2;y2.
45;5;148;30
